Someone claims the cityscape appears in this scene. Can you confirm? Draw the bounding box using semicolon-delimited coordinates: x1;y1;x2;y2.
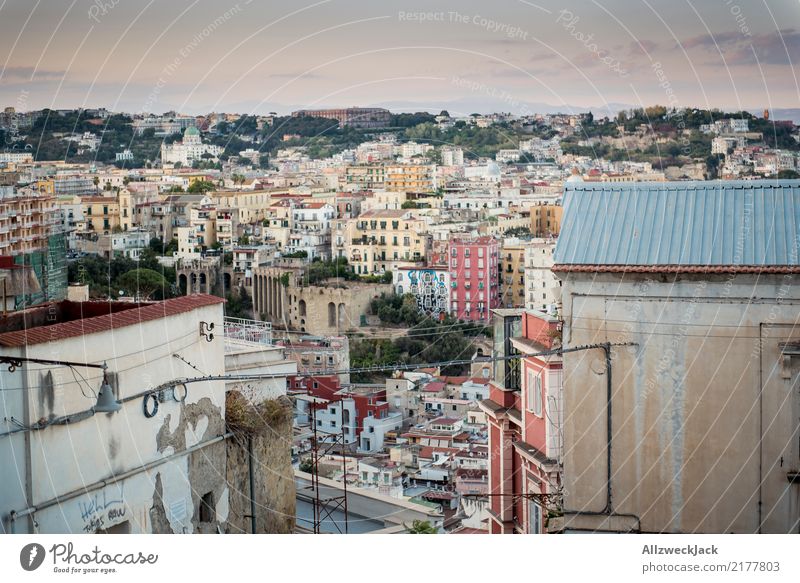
0;0;799;553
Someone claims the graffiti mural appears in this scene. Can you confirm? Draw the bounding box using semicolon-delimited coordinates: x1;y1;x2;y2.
406;269;449;318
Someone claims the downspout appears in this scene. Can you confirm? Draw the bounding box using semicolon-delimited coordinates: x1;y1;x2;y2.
248;436;257;534
758;323;764;534
562;342;642;531
22;361;33;534
604;343;613;514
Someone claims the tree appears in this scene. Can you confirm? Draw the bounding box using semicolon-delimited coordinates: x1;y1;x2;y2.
778;169;799;179
92;176;99;193
187;179;215;193
406;520;437;534
115;268;169;300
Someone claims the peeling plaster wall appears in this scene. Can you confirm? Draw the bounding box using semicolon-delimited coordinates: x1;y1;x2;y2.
225;397;296;534
560;272;800;533
0;303;230;534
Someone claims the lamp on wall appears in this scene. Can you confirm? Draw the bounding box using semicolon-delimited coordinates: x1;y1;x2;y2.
94;364;121;413
0;356;121;413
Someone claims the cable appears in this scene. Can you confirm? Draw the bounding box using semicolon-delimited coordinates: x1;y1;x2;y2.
173;353;206;375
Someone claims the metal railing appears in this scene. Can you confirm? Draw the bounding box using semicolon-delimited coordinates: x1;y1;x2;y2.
223;316;273;345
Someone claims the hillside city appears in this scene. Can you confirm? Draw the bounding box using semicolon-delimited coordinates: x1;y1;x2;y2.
0;104;798;535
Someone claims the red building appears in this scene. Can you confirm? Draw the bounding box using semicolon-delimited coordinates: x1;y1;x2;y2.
480;309;563;533
448;236;499;322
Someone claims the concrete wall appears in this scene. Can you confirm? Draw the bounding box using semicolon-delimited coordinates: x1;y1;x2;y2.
0;303;229;534
559;271;800;533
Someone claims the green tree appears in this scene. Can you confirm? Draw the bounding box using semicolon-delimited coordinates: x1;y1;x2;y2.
187;179;215;193
115;268;169;300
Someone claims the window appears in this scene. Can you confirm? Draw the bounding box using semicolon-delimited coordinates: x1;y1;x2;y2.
527;371;543;416
199;492;215;523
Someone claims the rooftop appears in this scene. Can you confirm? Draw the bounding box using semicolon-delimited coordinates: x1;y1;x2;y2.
0;295;224;348
555;179;800;272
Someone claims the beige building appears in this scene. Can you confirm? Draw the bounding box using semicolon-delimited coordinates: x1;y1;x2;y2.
344;165;385;190
342;210;430;275
385;164;436;193
552;180;800;534
529;203;562;237
80;196;121;235
0;187;56;257
499;239;526;309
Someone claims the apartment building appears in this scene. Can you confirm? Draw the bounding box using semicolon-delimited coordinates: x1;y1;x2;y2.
499;239;526;309
0;187;56;257
481;309;563;534
524;239;559;313
344;209;429;275
384;164;436;193
529;203;562;237
80;196;121;235
343;165;385;190
448;236;500;322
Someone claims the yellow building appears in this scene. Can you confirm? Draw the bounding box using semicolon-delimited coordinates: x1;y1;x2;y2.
530;204;562;237
343;209;429;275
384;164;435;193
499;240;526;308
80;196;121;235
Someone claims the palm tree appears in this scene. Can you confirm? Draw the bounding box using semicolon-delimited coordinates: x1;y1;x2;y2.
93;176;99;193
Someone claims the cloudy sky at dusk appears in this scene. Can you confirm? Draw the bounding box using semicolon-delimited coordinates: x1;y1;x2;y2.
1;0;799;116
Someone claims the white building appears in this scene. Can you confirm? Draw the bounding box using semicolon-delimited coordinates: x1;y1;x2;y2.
0;296;230;534
441;147;464;166
359;411;403;453
161;127;223;167
524;238;560;313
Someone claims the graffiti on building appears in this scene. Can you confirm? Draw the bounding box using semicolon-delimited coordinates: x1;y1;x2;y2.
77;485;126;533
406;270;448;317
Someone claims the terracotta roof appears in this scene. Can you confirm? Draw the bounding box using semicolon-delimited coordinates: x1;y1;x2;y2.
0;295;224;348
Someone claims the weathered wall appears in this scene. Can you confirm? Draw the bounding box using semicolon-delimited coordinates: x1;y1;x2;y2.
560;272;800;533
225;396;296;534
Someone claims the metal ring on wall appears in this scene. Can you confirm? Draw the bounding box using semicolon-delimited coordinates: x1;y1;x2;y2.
172;384;188;403
143;393;159;418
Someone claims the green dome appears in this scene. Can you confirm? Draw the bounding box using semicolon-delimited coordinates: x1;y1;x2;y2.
184;126;200;136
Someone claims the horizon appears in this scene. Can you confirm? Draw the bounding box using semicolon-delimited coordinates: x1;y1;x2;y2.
1;0;799;118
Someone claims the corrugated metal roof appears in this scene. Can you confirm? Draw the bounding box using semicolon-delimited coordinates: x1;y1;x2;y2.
553;180;800;267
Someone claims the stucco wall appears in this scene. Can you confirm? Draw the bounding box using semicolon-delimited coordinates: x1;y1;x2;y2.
560;272;800;533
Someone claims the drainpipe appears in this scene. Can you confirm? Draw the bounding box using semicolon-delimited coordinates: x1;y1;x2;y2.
248;436;257;534
561;342;642;532
758;323;764;534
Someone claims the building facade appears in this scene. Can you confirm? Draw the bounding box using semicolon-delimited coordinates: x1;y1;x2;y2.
449;236;500;322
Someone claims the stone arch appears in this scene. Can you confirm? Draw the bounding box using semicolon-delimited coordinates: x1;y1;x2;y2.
327;302;336;327
299;299;307;317
338;303;346;329
179;274;188;295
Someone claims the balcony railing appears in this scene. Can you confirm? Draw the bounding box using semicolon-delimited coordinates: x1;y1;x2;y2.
223;316;273;345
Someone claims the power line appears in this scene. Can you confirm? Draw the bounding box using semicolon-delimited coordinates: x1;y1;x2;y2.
146;342;633;393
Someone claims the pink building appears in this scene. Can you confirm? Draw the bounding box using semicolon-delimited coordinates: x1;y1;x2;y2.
481;309;563;534
448;236;499;322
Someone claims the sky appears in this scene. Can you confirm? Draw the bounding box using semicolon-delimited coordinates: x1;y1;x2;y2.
1;0;799;117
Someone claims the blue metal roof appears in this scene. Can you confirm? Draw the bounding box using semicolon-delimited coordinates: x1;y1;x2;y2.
553;180;800;266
